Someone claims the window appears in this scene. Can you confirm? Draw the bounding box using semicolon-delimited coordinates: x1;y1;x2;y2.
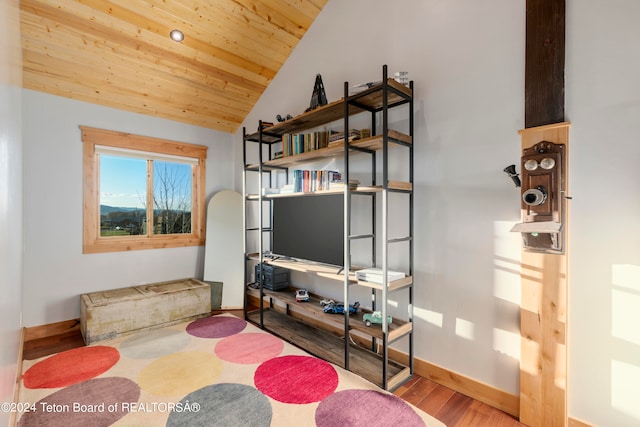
82;126;207;253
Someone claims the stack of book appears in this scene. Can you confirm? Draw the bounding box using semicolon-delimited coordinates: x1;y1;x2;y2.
355;268;405;284
291;170;344;193
282;131;330;157
279;184;295;195
327;129;371;147
327;179;360;190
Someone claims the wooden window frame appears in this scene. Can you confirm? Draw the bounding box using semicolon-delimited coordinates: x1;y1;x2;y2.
81;126;207;254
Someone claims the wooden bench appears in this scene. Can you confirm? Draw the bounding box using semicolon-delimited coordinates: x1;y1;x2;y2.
80;278;211;344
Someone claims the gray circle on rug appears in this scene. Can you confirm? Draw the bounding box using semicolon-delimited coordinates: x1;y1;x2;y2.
166;383;272;427
119;328;191;359
17;377;140;427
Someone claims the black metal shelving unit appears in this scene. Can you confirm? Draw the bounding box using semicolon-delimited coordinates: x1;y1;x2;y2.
242;65;414;390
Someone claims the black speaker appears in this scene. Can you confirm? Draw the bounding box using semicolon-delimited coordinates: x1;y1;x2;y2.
255;264;290;291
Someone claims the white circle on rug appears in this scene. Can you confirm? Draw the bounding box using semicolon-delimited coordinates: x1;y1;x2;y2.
119;328;191;359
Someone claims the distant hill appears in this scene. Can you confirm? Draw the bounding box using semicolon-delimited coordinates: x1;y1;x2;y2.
100;205;143;215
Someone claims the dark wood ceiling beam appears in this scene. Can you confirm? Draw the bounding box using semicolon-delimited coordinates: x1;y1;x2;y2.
525;0;565;128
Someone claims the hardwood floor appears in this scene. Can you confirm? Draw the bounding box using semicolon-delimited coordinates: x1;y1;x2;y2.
394;376;525;427
22;309;526;427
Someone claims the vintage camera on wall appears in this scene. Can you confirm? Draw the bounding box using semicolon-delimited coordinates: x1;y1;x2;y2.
510;141;566;254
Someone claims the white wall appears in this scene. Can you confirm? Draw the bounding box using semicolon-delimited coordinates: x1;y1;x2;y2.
566;1;640;426
22;90;235;327
238;0;525;396
239;1;640;425
0;0;23;424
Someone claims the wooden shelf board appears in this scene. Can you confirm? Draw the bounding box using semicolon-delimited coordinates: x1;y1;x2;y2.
356;275;414;291
246;308;410;389
246;286;412;341
245;181;412;200
261;257;358;283
262;130;411;168
244;79;412;142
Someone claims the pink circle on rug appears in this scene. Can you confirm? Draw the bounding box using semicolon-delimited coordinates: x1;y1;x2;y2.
186;316;247;338
315;389;426;427
215;332;284;364
254;355;338;404
23;346;120;389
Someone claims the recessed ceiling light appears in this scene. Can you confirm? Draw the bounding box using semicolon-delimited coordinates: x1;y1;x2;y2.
170;29;184;42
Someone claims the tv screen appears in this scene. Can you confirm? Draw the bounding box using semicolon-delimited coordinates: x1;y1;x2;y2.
272;194;344;267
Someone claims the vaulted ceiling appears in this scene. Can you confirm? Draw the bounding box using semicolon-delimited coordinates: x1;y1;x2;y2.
20;0;328;133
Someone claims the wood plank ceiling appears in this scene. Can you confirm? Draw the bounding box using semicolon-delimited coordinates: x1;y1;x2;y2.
20;0;328;133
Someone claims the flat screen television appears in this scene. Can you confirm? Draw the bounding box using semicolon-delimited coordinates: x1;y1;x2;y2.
272;194;344;267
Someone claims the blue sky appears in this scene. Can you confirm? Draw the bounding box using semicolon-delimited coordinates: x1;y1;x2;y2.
100;155;147;208
100;155;193;209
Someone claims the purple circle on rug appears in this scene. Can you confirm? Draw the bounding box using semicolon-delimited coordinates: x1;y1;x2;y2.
17;377;140;427
186;316;247;338
316;389;426;427
167;383;271;427
254;355;338;404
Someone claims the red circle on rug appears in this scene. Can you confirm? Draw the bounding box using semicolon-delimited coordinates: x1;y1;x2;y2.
23;346;120;389
254;355;338;404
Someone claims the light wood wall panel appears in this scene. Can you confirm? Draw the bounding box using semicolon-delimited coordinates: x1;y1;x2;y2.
518;122;570;427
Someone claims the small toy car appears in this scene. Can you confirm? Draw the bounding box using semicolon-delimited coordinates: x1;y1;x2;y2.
363;311;392;327
324;301;360;314
295;288;310;302
319;298;335;306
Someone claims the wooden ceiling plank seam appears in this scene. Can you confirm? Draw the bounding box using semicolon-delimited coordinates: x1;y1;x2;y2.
20;12;270;111
72;0;279;79
21;0;273;87
20;41;261;125
201;0;310;43
252;0;321;23
21;28;263;108
137;0;300;64
222;0;309;39
22;50;253;119
19;0;328;133
23;71;240;132
164;0;307;46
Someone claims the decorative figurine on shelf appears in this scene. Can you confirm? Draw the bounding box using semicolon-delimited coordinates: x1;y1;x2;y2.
305;74;328;112
276;114;293;122
323;301;360;314
363;311;393;327
319;298;335;307
295;288;310;302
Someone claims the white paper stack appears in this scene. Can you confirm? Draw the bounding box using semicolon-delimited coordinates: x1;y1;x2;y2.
355;268;405;284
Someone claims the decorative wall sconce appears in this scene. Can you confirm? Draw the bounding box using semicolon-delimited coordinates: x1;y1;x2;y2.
510;141;567;254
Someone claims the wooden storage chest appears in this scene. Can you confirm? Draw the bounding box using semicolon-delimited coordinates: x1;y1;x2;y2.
80;278;211;344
